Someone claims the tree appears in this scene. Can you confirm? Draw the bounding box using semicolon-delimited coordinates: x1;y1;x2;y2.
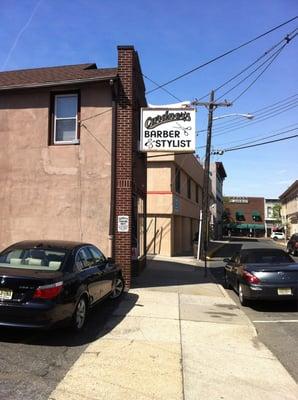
272;204;282;224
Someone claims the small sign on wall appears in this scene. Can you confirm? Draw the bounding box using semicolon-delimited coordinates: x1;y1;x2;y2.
118;215;129;232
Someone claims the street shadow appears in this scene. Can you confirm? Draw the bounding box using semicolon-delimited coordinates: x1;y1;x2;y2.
132;259;214;289
227;238;259;242
209;243;243;259
0;292;138;347
248;299;298;312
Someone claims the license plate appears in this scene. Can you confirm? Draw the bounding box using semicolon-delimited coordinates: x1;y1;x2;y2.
0;289;13;300
277;288;292;296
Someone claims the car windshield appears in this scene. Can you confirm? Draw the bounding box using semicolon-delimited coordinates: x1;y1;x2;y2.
0;247;67;271
240;249;294;264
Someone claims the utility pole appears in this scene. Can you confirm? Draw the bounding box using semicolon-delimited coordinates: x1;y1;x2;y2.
192;91;232;276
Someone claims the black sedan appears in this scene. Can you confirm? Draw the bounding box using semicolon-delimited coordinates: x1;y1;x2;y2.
224;248;298;306
0;240;124;330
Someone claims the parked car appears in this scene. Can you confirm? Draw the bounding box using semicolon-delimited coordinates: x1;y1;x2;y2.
287;233;298;256
0;240;124;330
224;248;298;306
270;231;285;240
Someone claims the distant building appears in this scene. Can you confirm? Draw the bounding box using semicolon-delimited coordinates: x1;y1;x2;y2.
146;153;205;256
264;199;282;237
210;162;227;239
279;180;298;236
223;196;265;237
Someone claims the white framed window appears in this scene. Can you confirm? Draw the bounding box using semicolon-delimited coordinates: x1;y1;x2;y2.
53;94;79;144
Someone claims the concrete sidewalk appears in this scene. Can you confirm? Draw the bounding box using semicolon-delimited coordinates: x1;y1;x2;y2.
49;258;298;400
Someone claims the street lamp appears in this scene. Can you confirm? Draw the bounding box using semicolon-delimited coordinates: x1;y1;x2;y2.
213;113;254;121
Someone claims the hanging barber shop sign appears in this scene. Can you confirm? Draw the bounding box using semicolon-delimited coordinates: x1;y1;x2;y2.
140;108;196;152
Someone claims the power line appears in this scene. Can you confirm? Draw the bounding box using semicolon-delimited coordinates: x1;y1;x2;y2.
146;16;297;94
142;73;182;102
216;38;293;101
196;98;298;136
231;43;288;103
197;123;298;150
216;132;298;153
210;93;298;127
197;29;297;102
213;102;298;137
224;127;298;149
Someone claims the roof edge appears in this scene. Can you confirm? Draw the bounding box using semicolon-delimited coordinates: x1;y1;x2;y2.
0;74;118;92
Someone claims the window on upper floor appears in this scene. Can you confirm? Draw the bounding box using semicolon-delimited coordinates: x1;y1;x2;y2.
50;92;80;145
196;184;199;203
187;177;191;199
175;167;181;194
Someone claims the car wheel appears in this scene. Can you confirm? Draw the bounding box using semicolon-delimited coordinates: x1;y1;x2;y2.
238;283;249;307
110;276;125;299
72;296;87;331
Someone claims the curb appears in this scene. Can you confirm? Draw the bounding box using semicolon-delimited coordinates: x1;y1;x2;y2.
206;241;227;260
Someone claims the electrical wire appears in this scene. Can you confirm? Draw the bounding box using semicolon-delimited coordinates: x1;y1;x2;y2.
222;127;298;150
197;29;297;102
216;41;290;101
209;93;298;127
142;73;182;102
196;123;298;150
221;132;298;153
146;16;297;94
195;97;298;135
231;43;288;103
212;102;298;138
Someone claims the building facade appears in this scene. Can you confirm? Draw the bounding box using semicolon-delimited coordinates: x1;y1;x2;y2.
146;153;204;256
210;162;227;239
279;180;298;237
223;196;265;237
0;45;146;288
264;199;282;237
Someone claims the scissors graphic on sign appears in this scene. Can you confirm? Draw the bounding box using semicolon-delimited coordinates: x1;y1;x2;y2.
174;123;192;136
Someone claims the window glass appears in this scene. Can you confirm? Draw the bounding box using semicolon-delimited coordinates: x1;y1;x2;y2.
175;167;180;193
0;247;66;270
56;95;77;118
77;248;94;269
56;120;76;142
240;250;294;264
187;177;191;199
54;94;78;143
89;246;106;264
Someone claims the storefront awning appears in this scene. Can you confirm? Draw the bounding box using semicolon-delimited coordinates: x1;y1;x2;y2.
252;211;261;217
224;223;265;230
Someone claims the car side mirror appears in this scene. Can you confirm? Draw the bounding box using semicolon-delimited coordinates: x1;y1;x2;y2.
223;258;230;263
107;257;113;263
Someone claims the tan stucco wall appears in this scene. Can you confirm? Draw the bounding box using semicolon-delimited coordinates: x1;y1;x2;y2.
146;215;172;255
0;82;113;255
146;154;204;256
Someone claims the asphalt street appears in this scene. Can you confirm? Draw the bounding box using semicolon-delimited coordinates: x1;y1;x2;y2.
0;296;132;400
209;238;298;383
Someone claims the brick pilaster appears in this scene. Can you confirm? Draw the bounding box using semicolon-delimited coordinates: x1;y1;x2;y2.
114;46;135;288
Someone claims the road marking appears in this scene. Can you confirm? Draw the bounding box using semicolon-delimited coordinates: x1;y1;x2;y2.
253;320;298;323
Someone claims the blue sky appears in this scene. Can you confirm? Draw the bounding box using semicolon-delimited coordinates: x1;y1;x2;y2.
0;0;297;198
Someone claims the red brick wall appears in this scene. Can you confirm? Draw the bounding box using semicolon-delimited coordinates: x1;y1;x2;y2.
114;46;147;288
224;197;265;224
